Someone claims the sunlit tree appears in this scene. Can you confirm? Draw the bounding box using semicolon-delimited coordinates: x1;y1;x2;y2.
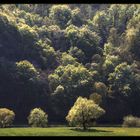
0;108;15;128
49;5;72;29
28;108;48;127
66;97;105;130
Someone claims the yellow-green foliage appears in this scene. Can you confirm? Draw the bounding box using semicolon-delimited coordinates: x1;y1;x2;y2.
0;108;15;128
108;62;137;96
54;85;65;95
49;5;72;29
66;97;105;130
28;108;48;127
16;60;38;78
123;115;140;127
48;64;93;93
61;52;78;66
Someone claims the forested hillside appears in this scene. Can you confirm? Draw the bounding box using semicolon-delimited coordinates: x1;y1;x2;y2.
0;4;140;124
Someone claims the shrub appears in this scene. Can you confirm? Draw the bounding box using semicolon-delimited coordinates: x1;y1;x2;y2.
122;115;140;127
0;108;15;128
28;108;48;127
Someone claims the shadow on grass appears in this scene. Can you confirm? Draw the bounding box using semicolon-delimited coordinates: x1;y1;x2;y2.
70;128;113;133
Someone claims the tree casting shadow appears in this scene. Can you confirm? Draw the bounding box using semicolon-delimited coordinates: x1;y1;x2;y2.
70;128;113;133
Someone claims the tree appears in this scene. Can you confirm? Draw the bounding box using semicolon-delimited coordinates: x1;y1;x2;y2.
79;4;93;19
0;108;15;128
16;60;38;81
0;3;140;125
28;108;48;127
125;27;140;59
61;52;78;66
92;10;111;46
107;27;120;47
65;24;80;46
66;97;105;130
94;82;108;97
89;93;102;105
18;22;38;43
34;40;58;69
48;64;93;95
103;53;120;80
66;25;101;61
48;64;94;121
103;42;115;56
108;4;136;34
122;115;140;127
49;5;72;29
68;46;86;63
70;8;85;27
108;62;136;96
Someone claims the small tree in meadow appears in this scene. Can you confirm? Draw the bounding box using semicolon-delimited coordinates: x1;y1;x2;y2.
122;115;140;127
66;97;105;130
0;108;15;128
28;108;48;127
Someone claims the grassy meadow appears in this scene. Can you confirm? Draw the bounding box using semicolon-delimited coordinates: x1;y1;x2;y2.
0;127;140;136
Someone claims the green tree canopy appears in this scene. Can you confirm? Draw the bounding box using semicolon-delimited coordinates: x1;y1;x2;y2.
66;96;105;130
49;5;72;29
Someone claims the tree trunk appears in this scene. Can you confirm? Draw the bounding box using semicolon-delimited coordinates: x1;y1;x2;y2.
83;121;87;130
81;109;87;130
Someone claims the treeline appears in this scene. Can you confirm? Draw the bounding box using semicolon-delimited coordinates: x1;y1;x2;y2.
0;4;140;125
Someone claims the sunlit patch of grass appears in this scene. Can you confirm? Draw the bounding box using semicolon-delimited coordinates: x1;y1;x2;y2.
0;127;140;136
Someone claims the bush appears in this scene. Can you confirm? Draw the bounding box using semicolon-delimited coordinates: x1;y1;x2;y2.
28;108;48;127
0;108;15;128
122;115;140;127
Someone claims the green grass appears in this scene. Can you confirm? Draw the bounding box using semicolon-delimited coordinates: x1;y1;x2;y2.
0;127;140;136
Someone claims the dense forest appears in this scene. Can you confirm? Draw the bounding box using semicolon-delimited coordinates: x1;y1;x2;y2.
0;4;140;125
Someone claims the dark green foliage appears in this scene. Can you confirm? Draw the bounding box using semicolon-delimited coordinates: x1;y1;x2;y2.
68;46;86;63
0;4;140;125
49;5;72;29
65;25;101;62
108;62;139;96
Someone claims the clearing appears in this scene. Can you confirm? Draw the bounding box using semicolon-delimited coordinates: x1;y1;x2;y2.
0;127;140;136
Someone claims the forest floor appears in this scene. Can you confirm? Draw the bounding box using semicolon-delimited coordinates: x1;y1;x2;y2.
0;127;140;136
